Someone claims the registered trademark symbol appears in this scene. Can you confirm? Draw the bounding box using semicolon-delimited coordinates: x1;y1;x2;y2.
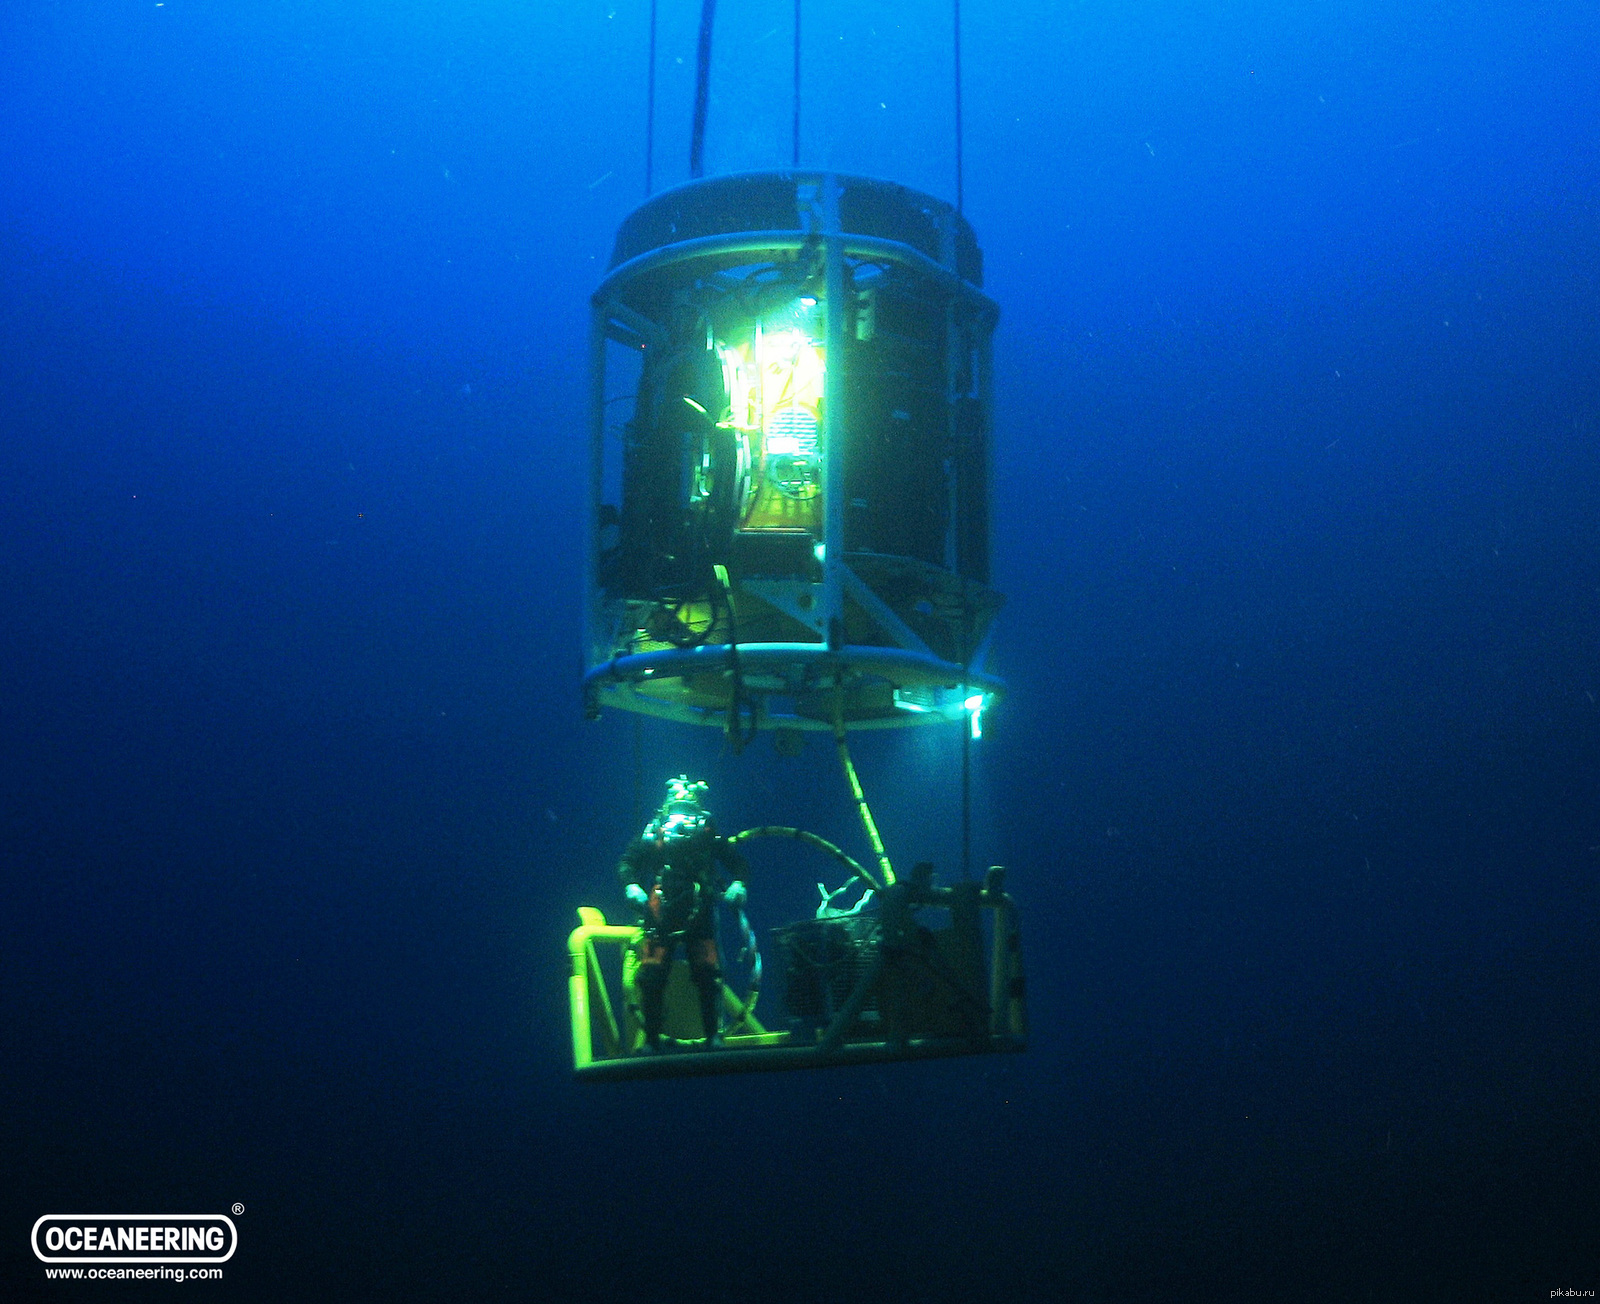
231;1203;245;1216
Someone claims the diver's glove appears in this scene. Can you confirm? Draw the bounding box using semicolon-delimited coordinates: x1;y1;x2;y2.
625;883;650;911
723;881;748;908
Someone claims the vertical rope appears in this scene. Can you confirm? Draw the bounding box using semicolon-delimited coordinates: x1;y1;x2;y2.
792;0;802;167
953;0;965;212
960;602;973;879
632;714;645;833
690;0;717;178
715;565;752;754
645;0;658;194
961;706;972;879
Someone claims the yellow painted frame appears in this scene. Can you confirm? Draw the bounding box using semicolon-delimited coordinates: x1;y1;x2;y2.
567;908;785;1071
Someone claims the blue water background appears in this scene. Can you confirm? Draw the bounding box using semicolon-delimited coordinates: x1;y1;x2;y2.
2;2;1597;1299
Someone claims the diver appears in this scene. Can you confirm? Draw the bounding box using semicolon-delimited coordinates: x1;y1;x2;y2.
619;776;748;1052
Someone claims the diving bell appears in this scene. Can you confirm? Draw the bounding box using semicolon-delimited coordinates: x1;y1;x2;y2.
584;172;1003;735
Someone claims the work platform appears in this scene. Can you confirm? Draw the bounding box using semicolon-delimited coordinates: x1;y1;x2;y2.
569;864;1027;1081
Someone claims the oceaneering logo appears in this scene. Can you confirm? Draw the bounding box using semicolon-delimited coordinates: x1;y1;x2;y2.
32;1215;237;1263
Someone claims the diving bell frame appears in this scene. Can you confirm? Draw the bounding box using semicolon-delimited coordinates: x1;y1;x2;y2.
584;171;1003;736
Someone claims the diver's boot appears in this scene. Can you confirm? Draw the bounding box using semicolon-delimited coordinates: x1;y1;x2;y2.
641;982;666;1054
696;974;722;1049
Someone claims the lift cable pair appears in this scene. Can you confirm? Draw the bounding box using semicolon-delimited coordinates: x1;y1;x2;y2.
646;1;963;206
636;0;974;877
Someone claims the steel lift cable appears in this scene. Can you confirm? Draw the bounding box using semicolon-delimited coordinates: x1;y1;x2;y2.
645;0;658;194
961;698;972;878
792;0;802;167
961;602;973;879
632;714;645;834
954;0;965;212
689;0;716;178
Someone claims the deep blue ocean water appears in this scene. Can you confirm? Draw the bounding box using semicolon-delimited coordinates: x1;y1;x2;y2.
2;2;1597;1300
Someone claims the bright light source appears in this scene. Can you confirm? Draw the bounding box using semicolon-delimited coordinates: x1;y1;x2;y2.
763;327;806;361
965;693;986;740
766;407;819;461
717;313;825;502
894;685;939;714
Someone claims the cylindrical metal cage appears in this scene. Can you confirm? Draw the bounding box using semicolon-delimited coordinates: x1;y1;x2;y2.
584;171;1002;734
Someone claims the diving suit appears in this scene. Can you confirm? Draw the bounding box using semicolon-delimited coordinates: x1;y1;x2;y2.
618;777;748;1052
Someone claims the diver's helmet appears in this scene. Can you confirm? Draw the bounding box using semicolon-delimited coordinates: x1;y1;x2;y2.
647;775;711;842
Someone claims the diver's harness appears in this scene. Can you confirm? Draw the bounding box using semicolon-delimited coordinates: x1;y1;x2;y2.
643;857;760;985
646;858;708;942
627;845;763;1045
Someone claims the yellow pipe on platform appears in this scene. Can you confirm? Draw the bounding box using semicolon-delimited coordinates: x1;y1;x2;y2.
832;706;895;886
567;912;643;1071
